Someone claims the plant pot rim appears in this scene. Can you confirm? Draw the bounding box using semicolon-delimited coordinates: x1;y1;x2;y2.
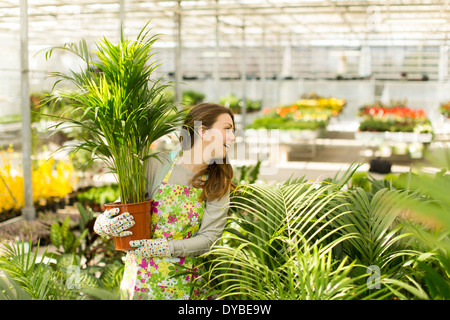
104;199;153;206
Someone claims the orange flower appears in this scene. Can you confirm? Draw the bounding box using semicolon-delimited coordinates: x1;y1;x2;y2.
289;105;298;113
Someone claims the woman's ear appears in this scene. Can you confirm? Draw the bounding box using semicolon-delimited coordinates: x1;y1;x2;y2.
198;125;208;139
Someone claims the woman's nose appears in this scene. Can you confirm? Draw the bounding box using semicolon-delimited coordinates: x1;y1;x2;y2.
230;130;236;142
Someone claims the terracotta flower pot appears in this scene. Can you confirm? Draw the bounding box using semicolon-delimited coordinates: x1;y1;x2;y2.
104;199;153;251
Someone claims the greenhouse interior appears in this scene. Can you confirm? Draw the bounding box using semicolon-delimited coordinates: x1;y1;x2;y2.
0;0;449;301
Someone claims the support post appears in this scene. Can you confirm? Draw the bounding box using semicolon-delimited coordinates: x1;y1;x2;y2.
214;2;220;103
240;22;247;129
174;0;183;110
20;0;35;221
260;24;266;112
119;0;125;39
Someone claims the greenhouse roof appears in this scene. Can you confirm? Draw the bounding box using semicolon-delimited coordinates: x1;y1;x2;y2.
0;0;449;48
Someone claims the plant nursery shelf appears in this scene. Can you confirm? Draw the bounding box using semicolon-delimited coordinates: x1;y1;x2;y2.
355;131;433;160
243;129;320;162
355;131;433;144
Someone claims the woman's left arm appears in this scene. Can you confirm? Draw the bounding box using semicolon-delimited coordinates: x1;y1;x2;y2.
168;195;229;257
129;194;229;258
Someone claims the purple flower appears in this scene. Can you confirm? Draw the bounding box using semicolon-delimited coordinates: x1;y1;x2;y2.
139;258;148;269
168;214;178;223
152;201;159;213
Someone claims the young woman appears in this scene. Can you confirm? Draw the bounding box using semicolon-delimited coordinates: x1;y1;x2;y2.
94;103;236;300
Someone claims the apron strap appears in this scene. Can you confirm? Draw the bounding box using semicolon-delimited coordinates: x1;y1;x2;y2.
148;150;181;199
162;150;181;184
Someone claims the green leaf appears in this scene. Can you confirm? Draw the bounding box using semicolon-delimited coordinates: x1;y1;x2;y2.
49;223;62;248
62;232;75;253
61;216;71;241
72;229;89;252
76;202;89;230
417;261;450;299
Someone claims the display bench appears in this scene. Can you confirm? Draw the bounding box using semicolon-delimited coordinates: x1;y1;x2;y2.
0;122;22;148
242;129;320;164
355;131;433;159
278;129;320;161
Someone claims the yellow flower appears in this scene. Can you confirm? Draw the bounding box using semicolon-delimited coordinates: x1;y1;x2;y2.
188;225;199;235
173;231;184;240
150;266;158;274
158;260;171;277
1;147;75;215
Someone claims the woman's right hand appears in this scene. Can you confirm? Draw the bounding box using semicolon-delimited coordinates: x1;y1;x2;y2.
93;208;135;237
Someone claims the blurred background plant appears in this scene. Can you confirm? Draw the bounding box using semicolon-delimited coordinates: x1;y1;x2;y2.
219;94;261;114
0;147;76;223
75;184;119;212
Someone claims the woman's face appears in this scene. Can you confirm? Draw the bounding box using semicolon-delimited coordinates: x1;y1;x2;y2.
200;113;236;162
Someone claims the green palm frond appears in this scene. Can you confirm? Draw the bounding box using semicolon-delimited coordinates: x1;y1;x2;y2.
0;239;70;300
0;274;33;300
385;147;450;299
100;261;124;290
202;181;363;300
331;187;421;272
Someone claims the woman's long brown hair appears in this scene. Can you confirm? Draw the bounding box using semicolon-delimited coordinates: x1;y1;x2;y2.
180;103;236;202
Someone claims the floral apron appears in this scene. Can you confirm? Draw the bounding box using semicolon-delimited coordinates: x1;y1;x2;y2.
120;151;207;300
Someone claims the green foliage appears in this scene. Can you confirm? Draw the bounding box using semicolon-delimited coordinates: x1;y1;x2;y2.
0;273;33;300
50;216;88;254
202;180;369;299
233;160;261;185
182;90;205;107
219;94;241;111
99;261;125;290
350;171;371;192
331;188;419;276
219;94;261;114
156;89;205;108
76;184;119;207
2;149;449;300
247;116;326;130
0;233;124;300
76;202;95;232
201;156;450;300
0;239;71;300
358;118;433;133
0;114;21;124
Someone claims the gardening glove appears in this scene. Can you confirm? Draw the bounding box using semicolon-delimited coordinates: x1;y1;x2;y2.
128;238;171;258
93;208;135;237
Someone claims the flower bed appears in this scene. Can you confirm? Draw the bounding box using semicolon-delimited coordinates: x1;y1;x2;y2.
358;101;433;133
0;148;76;222
294;94;346;116
248;95;345;131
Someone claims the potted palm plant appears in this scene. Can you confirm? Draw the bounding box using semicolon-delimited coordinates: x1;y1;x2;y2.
43;24;186;250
